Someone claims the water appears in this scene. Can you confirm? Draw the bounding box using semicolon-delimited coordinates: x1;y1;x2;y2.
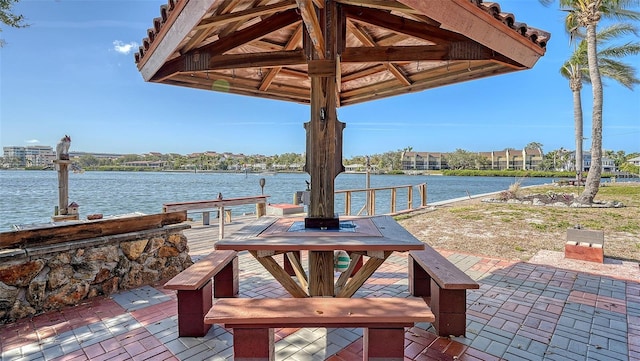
0;170;556;231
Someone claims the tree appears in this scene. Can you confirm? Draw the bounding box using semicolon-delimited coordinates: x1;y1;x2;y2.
525;142;544;155
561;23;640;183
541;0;640;203
1;0;28;47
445;149;487;170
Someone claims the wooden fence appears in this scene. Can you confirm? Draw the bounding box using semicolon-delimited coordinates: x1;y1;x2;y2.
336;183;427;216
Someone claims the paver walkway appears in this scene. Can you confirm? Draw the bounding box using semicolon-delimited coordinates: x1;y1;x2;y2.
1;223;639;361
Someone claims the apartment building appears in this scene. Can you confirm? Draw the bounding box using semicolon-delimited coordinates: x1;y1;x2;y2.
2;146;55;168
401;149;543;171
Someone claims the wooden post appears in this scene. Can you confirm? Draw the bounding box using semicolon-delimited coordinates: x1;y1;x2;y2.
52;159;78;222
309;250;334;296
55;160;71;215
218;206;225;240
256;203;266;218
303;1;345;229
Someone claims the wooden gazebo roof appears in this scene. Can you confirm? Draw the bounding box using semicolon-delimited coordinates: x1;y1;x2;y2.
135;0;550;227
135;0;549;107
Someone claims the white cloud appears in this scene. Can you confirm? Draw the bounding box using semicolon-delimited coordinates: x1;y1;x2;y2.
25;139;40;144
112;40;138;55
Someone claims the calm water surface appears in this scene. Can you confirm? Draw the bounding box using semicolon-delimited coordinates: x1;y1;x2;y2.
0;171;556;231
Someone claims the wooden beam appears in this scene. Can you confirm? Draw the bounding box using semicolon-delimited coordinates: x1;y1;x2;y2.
296;0;325;59
249;251;309;298
139;0;216;81
341;62;509;105
335;0;423;15
208;50;307;70
343;4;468;45
169;73;310;103
347;21;411;86
151;9;301;81
196;0;298;29
304;1;345;223
397;0;545;68
0;212;187;249
259;23;304;91
341;42;508;63
182;0;244;53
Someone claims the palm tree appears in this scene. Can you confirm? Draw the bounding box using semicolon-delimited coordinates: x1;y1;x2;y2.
561;23;640;185
541;0;640;203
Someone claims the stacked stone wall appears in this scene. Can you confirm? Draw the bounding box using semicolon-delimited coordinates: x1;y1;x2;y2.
0;224;193;323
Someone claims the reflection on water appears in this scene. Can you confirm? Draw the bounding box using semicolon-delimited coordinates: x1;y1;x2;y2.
0;170;557;231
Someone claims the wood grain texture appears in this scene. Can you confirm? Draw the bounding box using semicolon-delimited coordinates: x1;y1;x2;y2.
409;246;479;290
309;251;334;296
0;212;187;249
164;250;237;290
205;297;435;326
250;250;309;298
336;251;391;298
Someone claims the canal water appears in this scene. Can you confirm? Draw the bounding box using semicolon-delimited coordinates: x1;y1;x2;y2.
0;170;557;231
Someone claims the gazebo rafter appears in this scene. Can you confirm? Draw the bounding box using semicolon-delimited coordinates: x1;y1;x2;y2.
135;0;550;227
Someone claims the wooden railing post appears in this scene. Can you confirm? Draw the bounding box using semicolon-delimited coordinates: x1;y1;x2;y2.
334;183;426;216
420;183;427;207
390;188;397;214
370;191;376;215
344;191;352;216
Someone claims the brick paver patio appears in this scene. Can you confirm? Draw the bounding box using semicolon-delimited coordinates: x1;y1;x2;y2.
2;226;639;361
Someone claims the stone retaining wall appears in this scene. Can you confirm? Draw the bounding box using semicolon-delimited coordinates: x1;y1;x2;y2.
0;224;193;323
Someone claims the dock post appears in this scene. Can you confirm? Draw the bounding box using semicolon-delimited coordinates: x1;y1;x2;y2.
52;159;78;221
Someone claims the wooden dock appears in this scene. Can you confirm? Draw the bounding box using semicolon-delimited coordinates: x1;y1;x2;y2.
183;214;280;259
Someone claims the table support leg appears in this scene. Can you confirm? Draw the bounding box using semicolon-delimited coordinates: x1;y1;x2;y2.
233;328;274;360
364;327;405;361
308;251;334;296
283;251;300;276
214;256;239;298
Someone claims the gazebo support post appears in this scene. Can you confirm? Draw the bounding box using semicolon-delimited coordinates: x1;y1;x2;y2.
303;0;345;229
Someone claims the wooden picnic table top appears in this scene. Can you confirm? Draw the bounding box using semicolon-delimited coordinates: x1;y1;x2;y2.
215;215;424;297
215;215;425;252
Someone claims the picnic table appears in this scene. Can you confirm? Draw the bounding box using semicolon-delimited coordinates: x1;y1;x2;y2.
215;215;425;297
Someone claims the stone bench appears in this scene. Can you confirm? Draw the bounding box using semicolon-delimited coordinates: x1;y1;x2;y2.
164;250;238;337
408;247;479;336
205;297;434;360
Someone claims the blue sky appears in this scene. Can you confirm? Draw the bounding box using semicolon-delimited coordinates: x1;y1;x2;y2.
1;0;639;157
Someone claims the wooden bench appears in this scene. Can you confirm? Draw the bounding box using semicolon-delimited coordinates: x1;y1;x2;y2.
164;250;239;337
205;297;434;361
408;247;479;337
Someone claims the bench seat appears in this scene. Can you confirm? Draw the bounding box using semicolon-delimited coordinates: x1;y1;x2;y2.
408;247;479;337
165;250;238;337
205;297;434;360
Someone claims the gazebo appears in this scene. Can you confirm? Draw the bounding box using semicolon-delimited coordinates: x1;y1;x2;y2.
135;0;549;228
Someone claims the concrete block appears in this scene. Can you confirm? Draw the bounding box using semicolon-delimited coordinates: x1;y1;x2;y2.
266;203;305;216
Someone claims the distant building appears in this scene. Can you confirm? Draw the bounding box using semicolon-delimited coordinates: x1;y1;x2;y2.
566;152;617;173
3;145;54;168
583;154;616;173
68;151;122;160
121;160;167;168
627;156;640;166
401;152;447;170
401;149;543;171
